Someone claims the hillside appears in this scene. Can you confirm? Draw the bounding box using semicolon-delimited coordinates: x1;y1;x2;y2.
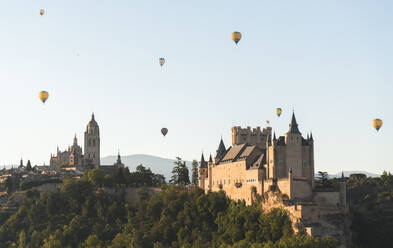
101;154;191;180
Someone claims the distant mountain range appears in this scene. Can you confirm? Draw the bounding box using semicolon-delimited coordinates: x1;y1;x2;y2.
101;154;192;180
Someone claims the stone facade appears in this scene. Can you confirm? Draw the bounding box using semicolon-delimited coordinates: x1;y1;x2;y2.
199;112;349;247
50;135;83;168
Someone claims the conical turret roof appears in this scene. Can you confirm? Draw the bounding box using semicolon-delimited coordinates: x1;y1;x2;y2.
216;138;226;160
288;112;301;134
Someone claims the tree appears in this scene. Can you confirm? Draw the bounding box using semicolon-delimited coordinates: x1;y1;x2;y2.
25;160;32;171
170;157;190;186
86;169;105;187
316;171;331;188
191;160;199;186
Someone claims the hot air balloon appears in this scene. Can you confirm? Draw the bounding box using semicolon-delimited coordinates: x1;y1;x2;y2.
231;31;242;45
161;128;168;137
40;9;45;16
159;58;165;67
266;120;270;125
372;119;383;132
38;91;49;104
276;108;282;117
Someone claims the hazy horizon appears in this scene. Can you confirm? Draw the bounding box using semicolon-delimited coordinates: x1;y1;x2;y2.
0;1;392;174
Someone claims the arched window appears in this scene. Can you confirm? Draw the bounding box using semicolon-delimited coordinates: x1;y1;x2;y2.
88;139;91;146
93;139;96;147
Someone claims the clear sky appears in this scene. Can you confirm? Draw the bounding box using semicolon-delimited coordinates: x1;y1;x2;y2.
0;0;392;174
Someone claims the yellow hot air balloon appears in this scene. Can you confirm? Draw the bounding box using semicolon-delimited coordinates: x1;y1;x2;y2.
38;91;49;104
276;108;282;117
231;31;242;45
372;119;383;132
40;9;45;16
159;58;165;67
161;128;168;137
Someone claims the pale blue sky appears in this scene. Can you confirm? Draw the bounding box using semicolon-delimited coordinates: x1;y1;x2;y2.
0;1;392;174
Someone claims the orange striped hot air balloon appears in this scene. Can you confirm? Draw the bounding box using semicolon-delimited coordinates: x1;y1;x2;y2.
372;119;383;132
231;31;242;45
38;91;49;104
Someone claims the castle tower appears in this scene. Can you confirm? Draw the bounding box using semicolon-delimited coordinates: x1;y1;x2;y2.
198;153;208;189
231;126;271;149
84;113;100;168
284;112;303;178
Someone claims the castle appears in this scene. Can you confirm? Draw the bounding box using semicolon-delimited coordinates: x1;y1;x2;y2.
199;112;349;246
50;114;124;172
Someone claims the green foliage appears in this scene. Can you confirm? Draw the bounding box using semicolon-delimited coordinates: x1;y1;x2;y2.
170;157;190;186
19;178;62;191
129;164;165;187
0;177;337;247
315;171;331;188
191;160;199;186
345;171;393;248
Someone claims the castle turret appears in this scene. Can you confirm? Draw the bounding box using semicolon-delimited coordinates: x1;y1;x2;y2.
84;113;100;168
215;138;226;162
309;131;315;188
198;153;208;189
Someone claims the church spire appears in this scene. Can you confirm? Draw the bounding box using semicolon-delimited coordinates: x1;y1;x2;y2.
310;132;314;141
288;111;301;134
209;154;213;163
273;132;277;141
117;151;122;163
73;134;77;145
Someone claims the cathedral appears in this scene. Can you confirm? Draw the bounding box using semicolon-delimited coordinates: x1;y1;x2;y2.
50;114;124;171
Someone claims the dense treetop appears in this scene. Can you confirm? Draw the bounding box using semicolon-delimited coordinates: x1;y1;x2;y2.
0;166;337;248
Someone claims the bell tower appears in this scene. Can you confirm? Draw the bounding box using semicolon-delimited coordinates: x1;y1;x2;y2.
84;113;100;168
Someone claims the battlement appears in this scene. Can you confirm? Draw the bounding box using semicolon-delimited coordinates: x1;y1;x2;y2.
231;126;272;149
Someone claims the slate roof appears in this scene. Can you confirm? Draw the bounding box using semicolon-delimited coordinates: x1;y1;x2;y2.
288;112;301;134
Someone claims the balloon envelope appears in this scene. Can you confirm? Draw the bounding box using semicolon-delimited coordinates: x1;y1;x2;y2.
40;9;45;16
276;108;282;117
159;58;165;67
161;128;168;136
39;91;49;104
231;32;242;45
372;119;383;132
